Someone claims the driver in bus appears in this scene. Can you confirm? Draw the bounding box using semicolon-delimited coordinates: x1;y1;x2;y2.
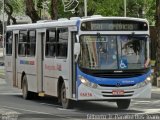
99;39;117;69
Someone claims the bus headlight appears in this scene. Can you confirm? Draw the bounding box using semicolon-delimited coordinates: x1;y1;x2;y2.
135;76;151;88
79;76;98;88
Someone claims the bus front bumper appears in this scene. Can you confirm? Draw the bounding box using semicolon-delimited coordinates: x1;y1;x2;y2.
77;83;151;100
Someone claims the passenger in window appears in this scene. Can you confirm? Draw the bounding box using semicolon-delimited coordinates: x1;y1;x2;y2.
26;45;30;56
49;45;55;57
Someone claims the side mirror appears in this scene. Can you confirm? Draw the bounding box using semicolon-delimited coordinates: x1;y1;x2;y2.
74;43;80;62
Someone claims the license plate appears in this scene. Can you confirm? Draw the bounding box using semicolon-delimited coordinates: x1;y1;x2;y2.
112;90;124;95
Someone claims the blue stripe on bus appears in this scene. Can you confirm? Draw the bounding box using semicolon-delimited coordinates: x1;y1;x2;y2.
77;66;151;86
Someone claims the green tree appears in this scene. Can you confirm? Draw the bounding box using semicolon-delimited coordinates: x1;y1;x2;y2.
5;1;17;24
156;0;160;75
24;0;40;23
70;0;155;24
145;0;156;25
93;0;123;16
50;0;58;19
0;0;156;24
0;0;25;24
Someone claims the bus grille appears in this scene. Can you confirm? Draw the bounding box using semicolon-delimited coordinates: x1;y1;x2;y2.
92;72;143;78
80;68;150;78
99;84;135;87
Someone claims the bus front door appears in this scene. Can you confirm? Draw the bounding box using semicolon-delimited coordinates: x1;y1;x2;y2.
71;32;77;99
13;31;19;87
37;30;45;95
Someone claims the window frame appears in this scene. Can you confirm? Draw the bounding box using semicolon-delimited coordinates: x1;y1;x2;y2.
18;30;28;57
27;30;36;57
6;31;13;56
45;29;56;58
56;27;68;59
18;29;36;57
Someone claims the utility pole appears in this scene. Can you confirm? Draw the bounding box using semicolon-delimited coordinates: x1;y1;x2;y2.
124;0;126;17
2;0;5;57
84;0;87;17
35;0;37;10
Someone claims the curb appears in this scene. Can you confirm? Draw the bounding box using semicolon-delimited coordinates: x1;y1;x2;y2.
151;92;160;99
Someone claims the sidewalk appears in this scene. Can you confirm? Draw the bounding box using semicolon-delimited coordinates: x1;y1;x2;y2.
152;86;160;99
0;66;5;79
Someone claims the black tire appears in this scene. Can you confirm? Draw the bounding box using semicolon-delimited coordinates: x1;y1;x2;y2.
61;82;73;109
22;75;32;100
116;99;131;109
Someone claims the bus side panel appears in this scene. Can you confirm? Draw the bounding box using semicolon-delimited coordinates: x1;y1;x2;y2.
43;58;70;97
43;76;58;96
5;31;14;87
43;58;57;96
5;56;13;86
17;57;37;92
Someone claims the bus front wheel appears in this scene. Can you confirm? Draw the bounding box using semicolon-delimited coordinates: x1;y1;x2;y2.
61;82;73;109
116;99;131;109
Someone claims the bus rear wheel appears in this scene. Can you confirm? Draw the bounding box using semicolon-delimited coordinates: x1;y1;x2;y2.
61;82;73;109
22;75;32;99
116;99;131;109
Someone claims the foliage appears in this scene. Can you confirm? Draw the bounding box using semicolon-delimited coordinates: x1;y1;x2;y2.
62;0;155;25
10;0;25;15
0;0;156;24
145;0;156;25
56;0;72;18
3;0;25;16
92;0;124;16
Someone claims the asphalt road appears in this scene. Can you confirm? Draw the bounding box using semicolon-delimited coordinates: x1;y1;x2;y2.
0;78;160;120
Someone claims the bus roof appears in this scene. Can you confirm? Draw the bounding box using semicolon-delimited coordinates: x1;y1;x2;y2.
7;16;148;31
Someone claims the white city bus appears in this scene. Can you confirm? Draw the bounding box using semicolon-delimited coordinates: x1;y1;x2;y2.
5;16;151;109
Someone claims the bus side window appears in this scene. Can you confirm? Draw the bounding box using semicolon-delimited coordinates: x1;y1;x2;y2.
6;31;13;55
56;28;68;58
45;29;56;57
18;30;28;56
27;30;36;57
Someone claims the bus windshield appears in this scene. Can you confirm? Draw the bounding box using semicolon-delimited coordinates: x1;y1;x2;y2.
79;35;148;70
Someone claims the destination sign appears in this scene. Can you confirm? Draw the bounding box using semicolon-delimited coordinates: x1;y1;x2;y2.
81;20;148;31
